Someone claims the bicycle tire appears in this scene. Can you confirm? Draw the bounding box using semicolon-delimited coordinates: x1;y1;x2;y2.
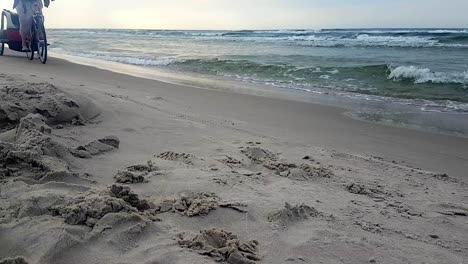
0;41;4;56
36;20;47;64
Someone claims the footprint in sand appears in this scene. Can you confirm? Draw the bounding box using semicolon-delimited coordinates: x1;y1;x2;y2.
218;155;243;168
155;151;194;165
241;146;334;181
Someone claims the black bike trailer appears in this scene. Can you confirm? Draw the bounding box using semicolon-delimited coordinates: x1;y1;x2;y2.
1;9;24;55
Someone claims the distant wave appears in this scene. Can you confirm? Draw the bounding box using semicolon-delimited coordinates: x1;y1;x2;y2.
321;28;468;34
49;28;468;48
427;29;468;34
213;29;468;47
285;34;441;48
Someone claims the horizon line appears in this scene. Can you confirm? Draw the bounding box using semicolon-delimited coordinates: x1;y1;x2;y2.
47;27;468;31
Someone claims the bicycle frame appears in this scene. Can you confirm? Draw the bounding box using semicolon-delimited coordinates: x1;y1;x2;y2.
31;11;47;64
33;13;44;30
30;16;41;48
29;7;44;47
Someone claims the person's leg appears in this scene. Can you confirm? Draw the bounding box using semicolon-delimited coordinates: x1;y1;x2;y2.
19;18;33;51
17;1;33;51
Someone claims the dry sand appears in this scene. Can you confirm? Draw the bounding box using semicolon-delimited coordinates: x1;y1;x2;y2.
0;52;467;264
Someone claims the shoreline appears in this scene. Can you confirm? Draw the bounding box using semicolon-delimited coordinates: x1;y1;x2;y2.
1;50;467;263
49;51;468;138
1;50;467;179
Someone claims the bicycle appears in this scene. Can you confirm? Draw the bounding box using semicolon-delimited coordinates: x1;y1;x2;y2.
0;8;47;64
25;7;47;64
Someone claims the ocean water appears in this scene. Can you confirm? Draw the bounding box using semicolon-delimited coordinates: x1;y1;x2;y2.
48;28;468;116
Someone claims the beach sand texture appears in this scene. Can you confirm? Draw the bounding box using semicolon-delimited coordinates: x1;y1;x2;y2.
0;52;467;264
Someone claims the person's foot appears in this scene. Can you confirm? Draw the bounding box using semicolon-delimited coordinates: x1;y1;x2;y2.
22;46;30;52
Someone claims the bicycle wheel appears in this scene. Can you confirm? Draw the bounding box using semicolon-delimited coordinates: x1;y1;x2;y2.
36;20;47;64
0;41;4;56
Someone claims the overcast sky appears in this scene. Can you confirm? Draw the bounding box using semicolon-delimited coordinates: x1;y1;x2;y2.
3;0;468;29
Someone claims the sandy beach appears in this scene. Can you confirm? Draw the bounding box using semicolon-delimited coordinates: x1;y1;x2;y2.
1;51;467;264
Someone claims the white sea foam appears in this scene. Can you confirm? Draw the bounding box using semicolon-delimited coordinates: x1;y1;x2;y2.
355;34;436;46
53;51;177;67
320;29;468;34
258;29;320;34
281;34;448;48
388;66;468;85
428;29;468;34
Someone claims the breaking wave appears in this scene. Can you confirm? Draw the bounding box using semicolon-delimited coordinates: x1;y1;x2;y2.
388;66;468;85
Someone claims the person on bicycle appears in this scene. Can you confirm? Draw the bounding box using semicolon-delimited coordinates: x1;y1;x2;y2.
13;0;51;51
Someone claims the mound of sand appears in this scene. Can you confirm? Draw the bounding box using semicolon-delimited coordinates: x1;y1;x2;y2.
174;192;219;217
152;192;249;216
70;136;120;159
268;203;322;227
0;79;99;131
114;161;157;183
177;228;260;264
0;257;29;264
153;192;219;217
0;113;79;183
241;147;277;164
109;185;155;211
114;171;146;184
48;185;158;227
127;161;157;173
264;161;334;180
345;182;387;198
50;190;138;227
